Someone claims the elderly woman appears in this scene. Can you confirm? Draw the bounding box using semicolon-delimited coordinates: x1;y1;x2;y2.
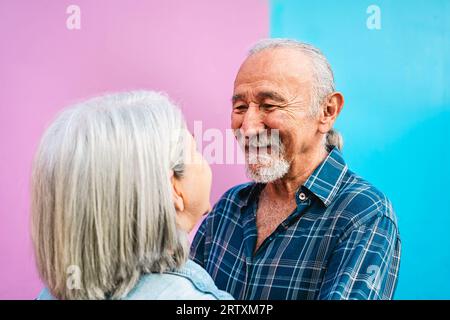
32;91;233;300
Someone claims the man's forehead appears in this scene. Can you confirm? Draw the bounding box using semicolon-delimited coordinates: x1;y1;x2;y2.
234;49;313;90
232;87;288;103
233;71;312;101
238;48;311;76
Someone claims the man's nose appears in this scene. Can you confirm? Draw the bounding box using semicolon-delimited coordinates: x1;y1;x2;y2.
240;105;265;137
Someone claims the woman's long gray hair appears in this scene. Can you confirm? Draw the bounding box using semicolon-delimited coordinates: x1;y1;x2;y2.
31;91;189;299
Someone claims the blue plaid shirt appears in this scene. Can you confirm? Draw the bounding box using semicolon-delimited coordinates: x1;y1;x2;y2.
191;147;401;300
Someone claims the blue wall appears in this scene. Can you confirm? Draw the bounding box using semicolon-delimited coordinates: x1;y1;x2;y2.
270;0;450;299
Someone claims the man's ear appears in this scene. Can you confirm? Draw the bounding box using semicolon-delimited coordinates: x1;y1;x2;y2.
318;92;344;134
171;174;185;212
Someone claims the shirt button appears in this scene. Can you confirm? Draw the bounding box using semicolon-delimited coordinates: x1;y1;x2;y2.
298;192;307;202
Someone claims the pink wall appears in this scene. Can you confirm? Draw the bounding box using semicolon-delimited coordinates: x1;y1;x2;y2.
0;0;268;299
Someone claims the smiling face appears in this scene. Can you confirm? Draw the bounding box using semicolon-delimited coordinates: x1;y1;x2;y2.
232;48;325;182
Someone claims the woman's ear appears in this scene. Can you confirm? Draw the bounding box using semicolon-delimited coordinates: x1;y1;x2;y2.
171;174;185;212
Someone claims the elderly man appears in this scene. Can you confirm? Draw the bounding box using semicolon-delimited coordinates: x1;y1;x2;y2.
191;39;401;300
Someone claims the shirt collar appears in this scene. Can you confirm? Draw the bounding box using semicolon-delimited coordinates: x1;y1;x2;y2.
236;147;348;208
303;147;348;207
236;182;264;208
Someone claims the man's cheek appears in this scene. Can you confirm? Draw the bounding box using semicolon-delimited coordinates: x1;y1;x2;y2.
264;113;286;130
230;115;242;129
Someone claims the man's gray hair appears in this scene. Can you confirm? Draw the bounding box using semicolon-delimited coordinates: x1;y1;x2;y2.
31;91;189;299
248;38;343;151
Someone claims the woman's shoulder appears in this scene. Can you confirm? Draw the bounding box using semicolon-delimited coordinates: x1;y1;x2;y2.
36;276;215;300
36;260;234;300
165;259;233;300
125;273;214;300
129;260;233;300
36;287;55;300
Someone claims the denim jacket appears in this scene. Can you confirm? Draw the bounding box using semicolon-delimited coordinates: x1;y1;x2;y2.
37;259;233;300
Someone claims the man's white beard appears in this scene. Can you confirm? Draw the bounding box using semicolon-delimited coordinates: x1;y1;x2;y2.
246;155;290;183
243;132;290;183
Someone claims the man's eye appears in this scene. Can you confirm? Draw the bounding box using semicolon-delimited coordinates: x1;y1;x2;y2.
261;103;277;110
234;105;248;112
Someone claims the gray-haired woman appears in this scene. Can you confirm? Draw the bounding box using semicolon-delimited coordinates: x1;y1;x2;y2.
32;91;233;300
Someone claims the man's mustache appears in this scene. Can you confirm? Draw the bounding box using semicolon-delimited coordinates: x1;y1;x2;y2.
233;129;283;150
